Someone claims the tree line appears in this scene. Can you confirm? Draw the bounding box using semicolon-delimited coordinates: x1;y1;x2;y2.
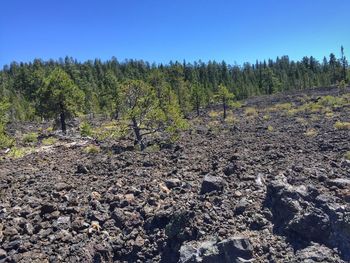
0;47;348;124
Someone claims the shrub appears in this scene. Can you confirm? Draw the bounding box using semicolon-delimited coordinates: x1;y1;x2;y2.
80;121;93;137
0;133;14;149
208;110;220;118
22;132;38;144
304;128;317;137
267;125;274;132
42;137;58;145
263;114;270;120
7;147;33;158
334;121;350;130
344;151;350;161
83;145;100;154
244;107;258;117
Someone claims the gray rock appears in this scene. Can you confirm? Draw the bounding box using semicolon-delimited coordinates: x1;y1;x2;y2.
223;163;237;176
179;237;253;263
235;198;249;215
327;178;350;189
76;164;89;174
0;248;6;259
293;243;344;263
200;175;225;194
265;180;350;260
165;178;182;189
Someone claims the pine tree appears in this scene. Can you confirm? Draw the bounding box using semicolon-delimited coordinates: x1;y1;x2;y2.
119;79;186;150
36;68;85;133
217;84;235;119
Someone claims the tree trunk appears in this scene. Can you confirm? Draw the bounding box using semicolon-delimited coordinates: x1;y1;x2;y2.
223;97;227;119
132;117;145;151
59;103;66;134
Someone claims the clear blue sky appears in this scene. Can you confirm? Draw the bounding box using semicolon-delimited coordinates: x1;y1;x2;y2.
1;0;349;67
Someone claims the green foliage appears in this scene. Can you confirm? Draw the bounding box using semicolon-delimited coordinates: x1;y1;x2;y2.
0;47;349;121
36;68;85;131
42;137;58;145
22;132;38;144
83;144;100;154
0;99;14;149
0;133;14;149
190;82;205;115
216;84;235;119
7;147;33;159
119;79;187;150
80;121;93;137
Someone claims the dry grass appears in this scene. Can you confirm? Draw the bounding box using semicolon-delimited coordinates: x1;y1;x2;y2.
244;107;258;117
334;121;350;130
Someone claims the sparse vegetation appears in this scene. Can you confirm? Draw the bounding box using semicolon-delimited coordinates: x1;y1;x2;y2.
22;132;38;144
80;121;93;137
304;128;317;137
83;144;100;154
42;137;58;145
245;107;258;117
263;114;270;120
7;147;33;158
334;121;350;130
344;151;350;160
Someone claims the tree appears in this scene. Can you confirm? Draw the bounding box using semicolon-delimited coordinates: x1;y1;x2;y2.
0;98;13;148
262;68;281;94
341;46;348;82
190;82;205;116
216;84;235;119
36;68;85;133
119;79;187;150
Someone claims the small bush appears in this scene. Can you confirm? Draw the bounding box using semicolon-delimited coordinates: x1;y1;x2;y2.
208;111;220;118
304;128;317;137
80;121;93;137
7;147;33;158
263;114;270;120
230;101;243;108
83;144;100;154
22;132;38;144
42;137;58;145
224;112;237;124
325;112;334;118
244;107;258;117
267;125;274;132
344;151;350;161
275;102;293;111
334;121;350;130
0;133;14;149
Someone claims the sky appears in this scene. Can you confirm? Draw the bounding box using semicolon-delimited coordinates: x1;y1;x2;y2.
1;0;349;67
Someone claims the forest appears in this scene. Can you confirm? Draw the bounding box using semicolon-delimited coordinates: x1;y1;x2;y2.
0;47;348;134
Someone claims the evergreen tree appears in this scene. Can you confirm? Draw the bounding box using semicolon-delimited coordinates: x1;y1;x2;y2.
216;84;235;119
36;68;85;133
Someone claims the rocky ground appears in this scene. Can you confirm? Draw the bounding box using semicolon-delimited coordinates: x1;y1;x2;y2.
0;86;350;263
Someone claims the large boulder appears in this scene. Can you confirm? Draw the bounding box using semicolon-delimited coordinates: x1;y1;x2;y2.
200;175;225;195
264;180;350;260
179;237;253;263
292;243;344;263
